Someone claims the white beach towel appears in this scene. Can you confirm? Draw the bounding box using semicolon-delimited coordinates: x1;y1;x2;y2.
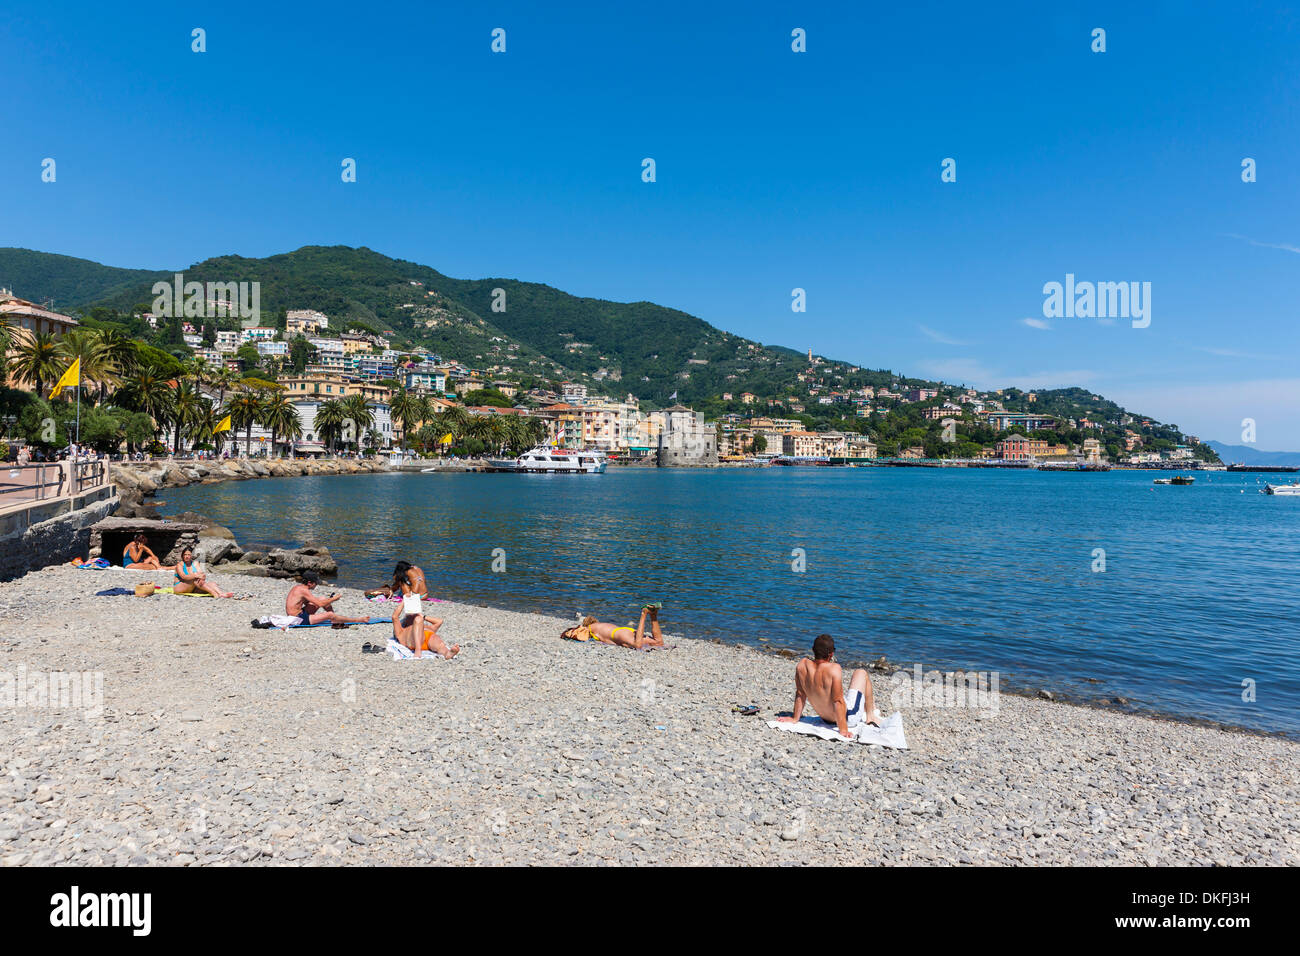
766;711;908;749
386;637;440;660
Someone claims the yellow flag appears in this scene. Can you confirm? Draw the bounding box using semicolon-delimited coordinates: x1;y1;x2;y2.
440;433;453;445
213;415;232;434
49;358;80;399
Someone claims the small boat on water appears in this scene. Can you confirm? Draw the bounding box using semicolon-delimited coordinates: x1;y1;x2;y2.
1262;482;1300;496
487;446;607;474
1153;476;1195;485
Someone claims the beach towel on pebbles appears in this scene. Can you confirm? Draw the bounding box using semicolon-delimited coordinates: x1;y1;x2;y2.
766;712;908;749
386;637;444;660
252;615;392;629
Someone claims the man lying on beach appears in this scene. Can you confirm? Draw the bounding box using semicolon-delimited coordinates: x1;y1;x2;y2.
561;604;664;649
776;634;881;737
123;532;173;571
285;571;370;626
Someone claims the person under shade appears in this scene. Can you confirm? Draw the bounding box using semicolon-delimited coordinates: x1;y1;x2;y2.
284;571;370;626
561;604;665;649
123;532;173;571
775;634;881;738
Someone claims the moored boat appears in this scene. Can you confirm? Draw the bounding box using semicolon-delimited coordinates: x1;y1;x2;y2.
491;446;607;474
1262;482;1300;495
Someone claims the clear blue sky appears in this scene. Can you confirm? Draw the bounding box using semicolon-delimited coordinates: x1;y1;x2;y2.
4;1;1299;447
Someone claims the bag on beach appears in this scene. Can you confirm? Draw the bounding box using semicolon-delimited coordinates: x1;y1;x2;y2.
134;582;157;597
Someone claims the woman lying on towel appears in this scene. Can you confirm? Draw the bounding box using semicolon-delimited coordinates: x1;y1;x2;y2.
172;547;235;598
561;604;664;649
391;607;459;659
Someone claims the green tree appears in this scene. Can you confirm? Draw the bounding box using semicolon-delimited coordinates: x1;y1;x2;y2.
9;331;64;395
225;390;264;457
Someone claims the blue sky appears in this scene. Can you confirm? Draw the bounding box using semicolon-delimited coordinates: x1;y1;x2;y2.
3;1;1299;447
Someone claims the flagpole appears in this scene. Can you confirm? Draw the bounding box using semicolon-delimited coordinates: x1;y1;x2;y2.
75;361;81;447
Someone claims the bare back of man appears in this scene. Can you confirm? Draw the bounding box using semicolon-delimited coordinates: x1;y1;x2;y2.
777;634;880;737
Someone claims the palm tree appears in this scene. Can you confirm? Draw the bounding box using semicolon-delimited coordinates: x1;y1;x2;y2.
169;380;208;454
314;399;347;455
0;317;13;382
93;328;140;379
524;416;548;449
9;330;63;395
192;405;228;455
112;364;177;442
225;390;263;457
209;366;238;408
260;391;302;457
389;387;420;453
484;415;507;455
57;328;120;404
341;393;374;453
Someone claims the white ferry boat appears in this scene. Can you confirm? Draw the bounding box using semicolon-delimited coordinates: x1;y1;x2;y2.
487;446;607;474
1262;482;1300;496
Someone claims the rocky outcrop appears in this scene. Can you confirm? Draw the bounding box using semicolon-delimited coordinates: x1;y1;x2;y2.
207;544;337;579
111;456;390;504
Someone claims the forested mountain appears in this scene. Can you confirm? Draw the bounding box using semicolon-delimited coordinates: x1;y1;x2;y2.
0;245;1212;460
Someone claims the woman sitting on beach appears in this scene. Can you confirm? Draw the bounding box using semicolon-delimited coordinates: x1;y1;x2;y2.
365;560;429;599
388;561;459;659
123;533;173;571
561;604;664;649
172;547;234;598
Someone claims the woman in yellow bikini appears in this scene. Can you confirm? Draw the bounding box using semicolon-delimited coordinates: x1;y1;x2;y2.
561;604;664;649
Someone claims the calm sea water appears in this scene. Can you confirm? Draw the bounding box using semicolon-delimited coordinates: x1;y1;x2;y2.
162;468;1300;735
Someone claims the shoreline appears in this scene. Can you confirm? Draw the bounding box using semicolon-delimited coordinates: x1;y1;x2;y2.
149;469;1298;742
1;565;1295;865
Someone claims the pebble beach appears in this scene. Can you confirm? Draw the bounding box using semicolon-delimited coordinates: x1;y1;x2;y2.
0;565;1296;866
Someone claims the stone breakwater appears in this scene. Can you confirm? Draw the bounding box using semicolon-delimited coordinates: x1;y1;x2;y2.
110;456;390;505
0;566;1296;866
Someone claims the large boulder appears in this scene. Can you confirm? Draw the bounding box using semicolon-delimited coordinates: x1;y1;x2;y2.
198;537;240;565
265;545;338;577
217;560;271;577
160;463;191;486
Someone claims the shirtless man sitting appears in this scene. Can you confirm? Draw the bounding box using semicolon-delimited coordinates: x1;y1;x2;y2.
776;634;880;737
285;571;369;626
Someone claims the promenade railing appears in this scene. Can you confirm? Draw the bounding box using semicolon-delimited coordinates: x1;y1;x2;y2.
0;463;65;508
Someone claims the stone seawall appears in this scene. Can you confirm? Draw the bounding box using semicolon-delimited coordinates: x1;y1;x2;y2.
0;488;119;582
111;456;391;501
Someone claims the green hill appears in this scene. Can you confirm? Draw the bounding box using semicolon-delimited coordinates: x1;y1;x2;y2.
0;245;1216;459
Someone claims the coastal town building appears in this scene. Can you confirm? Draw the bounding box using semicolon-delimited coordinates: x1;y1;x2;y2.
1;291;78;385
652;405;717;466
983;411;1056;432
996;435;1049;460
286;310;329;334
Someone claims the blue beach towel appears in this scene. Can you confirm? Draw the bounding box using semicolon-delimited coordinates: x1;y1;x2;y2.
78;558;112;570
95;587;136;596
